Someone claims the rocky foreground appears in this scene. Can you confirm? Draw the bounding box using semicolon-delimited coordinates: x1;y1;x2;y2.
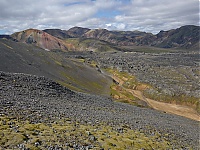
0;71;199;149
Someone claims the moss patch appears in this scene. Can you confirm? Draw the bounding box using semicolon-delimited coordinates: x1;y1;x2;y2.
0;115;176;149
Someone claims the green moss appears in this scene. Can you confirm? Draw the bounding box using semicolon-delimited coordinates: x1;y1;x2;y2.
23;123;39;131
5;134;26;147
0;115;177;149
107;68;147;107
90;61;97;67
54;60;62;66
57;80;84;92
59;70;110;95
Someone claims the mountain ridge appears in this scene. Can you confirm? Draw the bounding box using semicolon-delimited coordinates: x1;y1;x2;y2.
1;25;199;51
45;25;200;50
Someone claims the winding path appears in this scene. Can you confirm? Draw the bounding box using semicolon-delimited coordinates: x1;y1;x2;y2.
112;74;200;121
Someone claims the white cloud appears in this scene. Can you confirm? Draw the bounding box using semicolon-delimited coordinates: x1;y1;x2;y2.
0;0;199;34
116;0;199;33
105;23;126;30
106;23;112;27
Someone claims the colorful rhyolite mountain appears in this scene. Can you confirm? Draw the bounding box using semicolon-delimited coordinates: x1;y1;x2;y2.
11;29;68;51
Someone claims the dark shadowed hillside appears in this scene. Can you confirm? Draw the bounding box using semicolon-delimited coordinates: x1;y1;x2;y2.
155;25;200;49
66;26;91;37
0;38;112;95
43;29;72;39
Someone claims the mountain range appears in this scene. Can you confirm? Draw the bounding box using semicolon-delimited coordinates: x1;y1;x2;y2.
47;25;200;50
1;25;199;52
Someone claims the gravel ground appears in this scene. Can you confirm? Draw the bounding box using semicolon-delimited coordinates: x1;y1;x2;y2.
0;71;199;149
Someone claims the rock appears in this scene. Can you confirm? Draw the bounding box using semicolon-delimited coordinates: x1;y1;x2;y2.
35;142;40;147
89;135;97;142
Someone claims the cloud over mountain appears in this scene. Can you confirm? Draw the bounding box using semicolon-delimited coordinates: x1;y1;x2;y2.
0;0;199;34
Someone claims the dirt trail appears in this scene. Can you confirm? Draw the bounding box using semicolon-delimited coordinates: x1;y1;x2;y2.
112;74;200;121
130;90;200;121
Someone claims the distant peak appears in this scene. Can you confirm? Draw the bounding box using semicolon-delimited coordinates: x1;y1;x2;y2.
24;28;41;32
68;26;90;30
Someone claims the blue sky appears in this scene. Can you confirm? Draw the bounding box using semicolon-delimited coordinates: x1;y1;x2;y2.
0;30;5;34
0;0;199;34
95;10;121;18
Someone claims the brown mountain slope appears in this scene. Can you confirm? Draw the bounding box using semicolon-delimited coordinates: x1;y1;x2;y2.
45;25;198;50
11;29;68;51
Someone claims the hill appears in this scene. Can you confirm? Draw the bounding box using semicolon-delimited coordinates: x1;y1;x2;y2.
155;25;200;49
11;29;69;51
0;38;112;95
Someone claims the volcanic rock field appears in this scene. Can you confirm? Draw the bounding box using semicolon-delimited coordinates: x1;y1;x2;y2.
0;71;199;149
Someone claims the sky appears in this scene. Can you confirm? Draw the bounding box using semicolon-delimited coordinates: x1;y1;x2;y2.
0;0;199;34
